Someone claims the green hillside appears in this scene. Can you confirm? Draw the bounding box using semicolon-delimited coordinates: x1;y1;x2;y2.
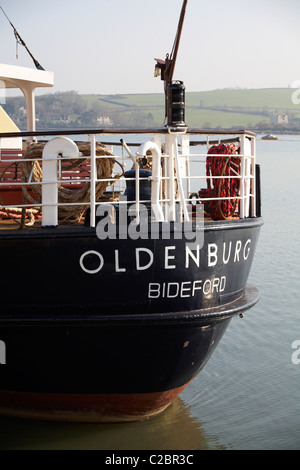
186;88;298;109
83;88;300;130
91;88;299;110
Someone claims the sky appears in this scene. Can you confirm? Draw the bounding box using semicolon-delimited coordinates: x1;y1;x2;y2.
0;0;300;96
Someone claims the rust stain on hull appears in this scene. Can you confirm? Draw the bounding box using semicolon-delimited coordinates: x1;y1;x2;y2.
0;382;193;422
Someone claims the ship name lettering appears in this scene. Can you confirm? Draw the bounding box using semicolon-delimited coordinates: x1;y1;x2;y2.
79;239;251;274
148;276;226;299
208;239;251;267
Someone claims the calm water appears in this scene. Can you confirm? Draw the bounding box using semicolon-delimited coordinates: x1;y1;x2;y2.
0;134;299;450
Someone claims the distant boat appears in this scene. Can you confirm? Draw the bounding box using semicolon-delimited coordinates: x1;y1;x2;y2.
262;134;278;141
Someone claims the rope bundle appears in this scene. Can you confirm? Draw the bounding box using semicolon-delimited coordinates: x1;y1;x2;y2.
205;143;241;220
21;141;117;224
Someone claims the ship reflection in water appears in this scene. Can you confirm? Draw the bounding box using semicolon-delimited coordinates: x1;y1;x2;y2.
0;398;225;450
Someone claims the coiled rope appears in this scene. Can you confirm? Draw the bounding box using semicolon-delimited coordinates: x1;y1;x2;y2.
205;143;241;220
0;141;124;227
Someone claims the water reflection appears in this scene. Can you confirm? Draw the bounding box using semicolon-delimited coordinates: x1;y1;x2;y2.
0;398;225;450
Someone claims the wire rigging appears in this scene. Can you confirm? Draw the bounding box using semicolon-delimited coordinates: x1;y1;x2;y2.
0;5;44;70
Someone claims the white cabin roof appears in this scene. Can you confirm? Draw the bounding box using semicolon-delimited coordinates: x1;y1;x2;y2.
0;63;54;89
0;63;54;136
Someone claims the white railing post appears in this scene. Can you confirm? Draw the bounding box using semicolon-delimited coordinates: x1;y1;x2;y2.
42;136;79;227
165;134;176;221
153;134;163;211
239;135;245;219
89;134;97;227
134;159;140;225
243;135;252;218
136;141;164;222
181;134;190;198
250;135;256;217
174;137;189;222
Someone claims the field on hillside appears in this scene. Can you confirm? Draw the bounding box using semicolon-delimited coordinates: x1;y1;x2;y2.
92;88;298;109
186;88;298;109
89;87;300;129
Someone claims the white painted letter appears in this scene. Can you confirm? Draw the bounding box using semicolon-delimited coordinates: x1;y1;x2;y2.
79;250;104;274
148;283;160;298
234;240;242;262
136;248;154;271
208;243;218;267
185;245;200;268
192;280;202;296
220;276;226;292
165;246;176;269
203;279;212;295
223;241;232;264
167;282;179;298
243;239;251;260
180;282;191;297
115;250;126;272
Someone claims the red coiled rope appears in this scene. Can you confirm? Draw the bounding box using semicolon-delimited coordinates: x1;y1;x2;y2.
204;143;241;220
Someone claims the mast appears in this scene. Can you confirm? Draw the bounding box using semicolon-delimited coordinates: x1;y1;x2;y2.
154;0;188;119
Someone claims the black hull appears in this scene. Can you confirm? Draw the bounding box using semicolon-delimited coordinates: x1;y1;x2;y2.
0;217;262;421
0;218;262;316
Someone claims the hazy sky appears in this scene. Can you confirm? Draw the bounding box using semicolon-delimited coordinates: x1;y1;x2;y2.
1;0;300;95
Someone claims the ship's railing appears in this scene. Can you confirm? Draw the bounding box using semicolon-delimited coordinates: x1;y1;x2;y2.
0;128;258;228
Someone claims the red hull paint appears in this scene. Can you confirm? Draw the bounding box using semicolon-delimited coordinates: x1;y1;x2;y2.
0;382;192;422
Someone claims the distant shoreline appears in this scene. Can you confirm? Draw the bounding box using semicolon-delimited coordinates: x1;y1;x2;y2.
5;87;300;132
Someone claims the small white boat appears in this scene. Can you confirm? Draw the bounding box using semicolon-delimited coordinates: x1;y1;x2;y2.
262;134;278;141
